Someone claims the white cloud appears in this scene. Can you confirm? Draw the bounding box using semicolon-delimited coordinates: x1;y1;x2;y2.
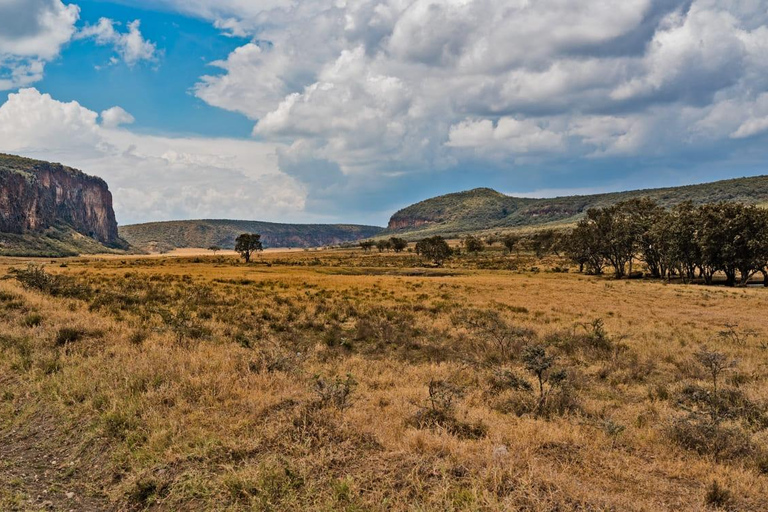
0;0;79;90
76;18;157;65
100;106;135;128
176;0;768;195
0;88;305;224
447;118;564;155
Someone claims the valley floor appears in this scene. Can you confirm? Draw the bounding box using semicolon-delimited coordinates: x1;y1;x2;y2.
1;250;767;510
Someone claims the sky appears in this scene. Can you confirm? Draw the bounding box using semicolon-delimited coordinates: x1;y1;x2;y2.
1;0;768;227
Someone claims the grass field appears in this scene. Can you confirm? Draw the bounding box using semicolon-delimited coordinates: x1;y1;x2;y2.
1;249;767;511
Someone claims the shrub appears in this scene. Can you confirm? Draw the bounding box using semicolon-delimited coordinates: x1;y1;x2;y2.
668;417;754;461
408;380;487;439
8;264;90;299
354;307;414;347
313;374;357;410
455;309;534;361
704;480;734;510
55;327;88;346
21;313;43;328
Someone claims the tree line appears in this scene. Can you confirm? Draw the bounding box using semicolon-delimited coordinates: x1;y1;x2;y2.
566;199;768;286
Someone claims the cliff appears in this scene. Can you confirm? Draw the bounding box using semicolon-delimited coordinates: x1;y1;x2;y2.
0;154;125;255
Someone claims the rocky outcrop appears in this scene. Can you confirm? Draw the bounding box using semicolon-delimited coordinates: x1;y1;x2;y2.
0;154;120;245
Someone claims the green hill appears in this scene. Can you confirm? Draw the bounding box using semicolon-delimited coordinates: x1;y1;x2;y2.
385;175;768;238
120;219;384;253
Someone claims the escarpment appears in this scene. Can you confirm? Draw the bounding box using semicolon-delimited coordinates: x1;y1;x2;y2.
0;153;120;246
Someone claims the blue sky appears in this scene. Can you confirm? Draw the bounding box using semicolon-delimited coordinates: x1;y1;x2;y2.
41;0;253;137
1;0;768;226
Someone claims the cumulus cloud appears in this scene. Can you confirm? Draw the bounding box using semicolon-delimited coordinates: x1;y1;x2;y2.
447;118;565;155
0;0;79;90
171;0;768;209
76;18;158;65
0;88;305;224
100;106;135;128
6;0;768;221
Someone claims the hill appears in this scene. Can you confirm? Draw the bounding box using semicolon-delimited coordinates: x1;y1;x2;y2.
385;175;768;238
0;153;127;256
120;219;384;253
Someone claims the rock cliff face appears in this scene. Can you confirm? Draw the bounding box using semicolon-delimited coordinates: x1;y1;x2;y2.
0;154;120;245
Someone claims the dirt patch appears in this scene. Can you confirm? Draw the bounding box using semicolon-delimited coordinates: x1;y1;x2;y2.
0;398;111;511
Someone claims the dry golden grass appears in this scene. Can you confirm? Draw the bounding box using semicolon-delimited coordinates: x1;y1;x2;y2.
1;249;767;511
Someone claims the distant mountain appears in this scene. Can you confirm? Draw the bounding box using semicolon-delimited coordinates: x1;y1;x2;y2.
0;153;127;256
385;176;768;238
120;219;384;253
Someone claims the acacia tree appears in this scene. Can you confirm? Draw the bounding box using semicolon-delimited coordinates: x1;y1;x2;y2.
235;233;263;263
464;235;484;254
502;234;520;255
415;236;452;266
389;237;408;252
359;240;375;252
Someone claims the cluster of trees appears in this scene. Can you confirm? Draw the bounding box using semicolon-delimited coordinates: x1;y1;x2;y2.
360;237;409;252
566;199;768;286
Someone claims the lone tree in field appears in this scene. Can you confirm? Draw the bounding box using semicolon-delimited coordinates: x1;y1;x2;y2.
235;233;263;263
208;245;222;255
415;236;452;266
389;237;408;252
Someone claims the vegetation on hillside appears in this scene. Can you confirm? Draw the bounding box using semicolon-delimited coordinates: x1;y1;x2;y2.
120;219;384;253
1;246;767;510
0;225;127;258
386;175;768;239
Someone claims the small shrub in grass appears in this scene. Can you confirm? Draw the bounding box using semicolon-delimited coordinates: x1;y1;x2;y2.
21;313;43;327
3;336;33;372
453;309;534;361
8;264;90;299
38;352;62;375
128;329;149;346
0;290;19;302
55;327;87;346
249;346;294;374
408;379;488;439
128;477;167;507
313;374;357;410
668;417;755;461
704;480;734;510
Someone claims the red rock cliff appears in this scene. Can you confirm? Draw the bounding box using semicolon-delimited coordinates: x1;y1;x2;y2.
0;154;120;245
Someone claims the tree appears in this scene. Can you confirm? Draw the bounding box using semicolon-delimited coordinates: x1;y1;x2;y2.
464;235;484;254
389;237;408;252
235;233;263;263
415;236;452;266
502;234;520;255
207;245;222;255
376;239;392;252
528;229;562;258
522;344;566;413
695;346;737;423
359;240;375;252
567;220;605;275
622;198;666;278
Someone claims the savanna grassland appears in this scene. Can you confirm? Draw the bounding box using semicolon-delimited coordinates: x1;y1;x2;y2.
1;248;768;511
